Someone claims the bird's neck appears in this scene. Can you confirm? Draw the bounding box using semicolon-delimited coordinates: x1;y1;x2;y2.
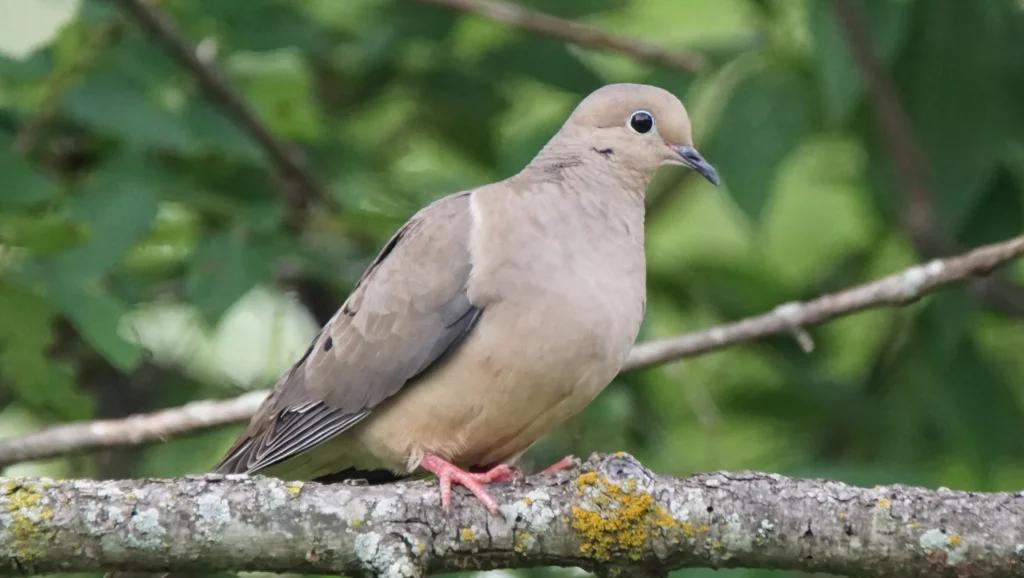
524;138;656;202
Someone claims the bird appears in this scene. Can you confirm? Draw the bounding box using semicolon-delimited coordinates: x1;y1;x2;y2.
211;82;720;516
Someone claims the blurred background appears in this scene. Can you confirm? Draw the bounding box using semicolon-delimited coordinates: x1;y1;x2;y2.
1;0;1024;577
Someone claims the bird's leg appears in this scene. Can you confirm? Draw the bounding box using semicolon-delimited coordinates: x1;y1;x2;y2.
536;455;579;476
419;453;509;515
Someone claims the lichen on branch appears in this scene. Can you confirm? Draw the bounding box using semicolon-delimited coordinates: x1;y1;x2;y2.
2;453;1024;577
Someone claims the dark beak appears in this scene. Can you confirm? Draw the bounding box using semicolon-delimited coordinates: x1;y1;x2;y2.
672;145;720;186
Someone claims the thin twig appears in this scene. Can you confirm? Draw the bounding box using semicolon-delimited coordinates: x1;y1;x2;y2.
627;233;1024;369
2;233;1021;468
110;0;335;211
829;0;935;246
414;0;705;72
830;0;1024;315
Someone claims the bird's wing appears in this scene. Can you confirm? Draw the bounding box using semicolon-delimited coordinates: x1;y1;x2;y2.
212;191;481;475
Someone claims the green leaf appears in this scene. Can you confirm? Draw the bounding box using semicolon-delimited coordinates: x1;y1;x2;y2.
203;0;329;53
0;149;60;207
959;167;1024;249
186;230;276;322
892;0;1016;233
63;75;197;153
482;36;605;95
685;257;793;318
41;154;161;281
0;212;85;254
46;283;143;372
0;280;93;420
180;100;264;163
225;48;325;142
809;0;910;125
0;48;52;81
386;1;459;42
418;67;506;167
514;0;625;18
705;68;809;219
919;293;1024;467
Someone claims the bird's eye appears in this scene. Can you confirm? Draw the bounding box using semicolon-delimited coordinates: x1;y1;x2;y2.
628;110;654;134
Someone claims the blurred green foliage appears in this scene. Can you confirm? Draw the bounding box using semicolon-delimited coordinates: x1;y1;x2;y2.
1;0;1024;577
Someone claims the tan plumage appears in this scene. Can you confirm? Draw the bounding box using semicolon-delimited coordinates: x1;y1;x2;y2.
212;82;720;510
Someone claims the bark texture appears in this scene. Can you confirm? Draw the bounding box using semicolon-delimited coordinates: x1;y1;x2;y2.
2;453;1024;577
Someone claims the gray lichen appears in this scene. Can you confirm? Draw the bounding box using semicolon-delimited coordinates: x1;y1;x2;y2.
1;453;1023;577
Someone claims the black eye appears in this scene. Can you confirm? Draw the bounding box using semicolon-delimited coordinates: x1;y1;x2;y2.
629;110;654;134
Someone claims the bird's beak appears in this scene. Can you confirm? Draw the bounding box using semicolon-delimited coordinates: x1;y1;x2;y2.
670;144;720;186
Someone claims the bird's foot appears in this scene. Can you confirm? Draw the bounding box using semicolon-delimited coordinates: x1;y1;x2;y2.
472;463;523;484
537;455;579;476
419;453;508;516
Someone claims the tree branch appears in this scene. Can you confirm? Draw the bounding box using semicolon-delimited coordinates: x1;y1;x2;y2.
1;233;1021;468
413;0;705;72
0;391;268;469
626;232;1024;370
109;0;335;212
2;453;1023;577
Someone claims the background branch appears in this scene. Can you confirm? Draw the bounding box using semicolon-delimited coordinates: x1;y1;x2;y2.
2;453;1022;577
110;0;334;213
831;0;1024;315
2;233;1020;468
413;0;705;72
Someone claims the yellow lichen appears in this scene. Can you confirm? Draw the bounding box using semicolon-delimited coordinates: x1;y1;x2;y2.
575;472;600;496
877;498;891;508
4;483;44;512
352;519;362;526
514;531;531;554
569;472;681;562
285;484;302;496
460;528;477;542
2;483;55;563
712;540;723;549
949;534;962;547
909;521;920;529
522;497;532;506
838;512;847;520
682;522;694;537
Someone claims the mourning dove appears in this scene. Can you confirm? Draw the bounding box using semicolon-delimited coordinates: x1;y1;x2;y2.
211;83;719;515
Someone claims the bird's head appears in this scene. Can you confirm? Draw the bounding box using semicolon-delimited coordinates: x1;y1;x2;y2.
554;83;720;186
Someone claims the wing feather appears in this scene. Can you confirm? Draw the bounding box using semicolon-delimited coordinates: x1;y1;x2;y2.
212;191;479;475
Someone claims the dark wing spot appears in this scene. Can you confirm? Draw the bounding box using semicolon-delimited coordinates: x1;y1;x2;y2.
592;147;614;158
323;336;333;352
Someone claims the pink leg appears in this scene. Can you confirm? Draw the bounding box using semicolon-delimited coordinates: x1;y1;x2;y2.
419;454;513;515
471;463;521;484
537;455;578;476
